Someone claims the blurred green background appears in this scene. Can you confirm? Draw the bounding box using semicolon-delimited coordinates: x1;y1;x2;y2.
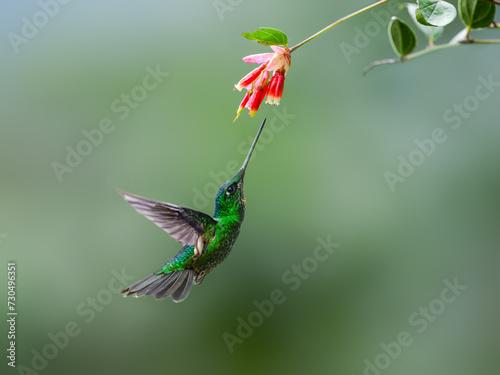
1;1;499;374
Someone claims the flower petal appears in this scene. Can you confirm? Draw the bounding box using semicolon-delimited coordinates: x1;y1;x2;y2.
266;74;279;104
233;91;252;122
266;71;285;105
266;54;284;72
247;72;270;117
270;45;286;54
234;62;267;91
242;53;274;64
248;87;267;117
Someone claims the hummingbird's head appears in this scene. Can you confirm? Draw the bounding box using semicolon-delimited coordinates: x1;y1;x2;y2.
213;118;266;220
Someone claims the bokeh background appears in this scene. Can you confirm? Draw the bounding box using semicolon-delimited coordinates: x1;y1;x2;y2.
2;1;499;374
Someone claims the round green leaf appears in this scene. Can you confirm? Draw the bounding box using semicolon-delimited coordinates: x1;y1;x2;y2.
459;0;476;26
470;1;496;28
459;0;496;29
241;27;288;47
388;17;417;58
416;8;435;27
417;0;457;27
408;4;444;41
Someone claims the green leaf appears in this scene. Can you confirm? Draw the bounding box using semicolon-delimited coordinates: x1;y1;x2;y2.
388;17;417;58
416;0;457;27
241;27;288;46
416;9;435;26
459;0;476;26
459;0;496;29
408;4;444;41
470;1;496;28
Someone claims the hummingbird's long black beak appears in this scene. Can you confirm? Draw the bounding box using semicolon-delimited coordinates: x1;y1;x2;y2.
239;118;266;176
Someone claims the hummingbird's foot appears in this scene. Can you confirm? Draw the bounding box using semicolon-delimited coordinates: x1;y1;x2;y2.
195;271;206;285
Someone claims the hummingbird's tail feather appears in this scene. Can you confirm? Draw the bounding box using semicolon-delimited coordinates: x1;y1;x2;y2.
121;269;195;303
170;269;194;301
122;273;162;295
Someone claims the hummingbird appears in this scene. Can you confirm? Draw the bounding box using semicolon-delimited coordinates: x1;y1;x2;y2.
118;118;267;303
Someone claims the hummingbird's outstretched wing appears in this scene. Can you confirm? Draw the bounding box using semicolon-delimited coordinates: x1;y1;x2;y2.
118;190;216;253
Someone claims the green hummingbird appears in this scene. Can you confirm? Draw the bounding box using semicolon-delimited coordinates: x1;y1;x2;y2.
118;118;266;303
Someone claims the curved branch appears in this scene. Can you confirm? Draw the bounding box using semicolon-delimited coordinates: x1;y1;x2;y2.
363;34;500;74
363;43;458;74
362;58;400;75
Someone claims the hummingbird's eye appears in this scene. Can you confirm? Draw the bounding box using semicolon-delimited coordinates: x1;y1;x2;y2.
226;184;236;195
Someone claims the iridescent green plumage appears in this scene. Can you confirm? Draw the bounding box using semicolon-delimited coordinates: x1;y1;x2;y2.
119;119;266;303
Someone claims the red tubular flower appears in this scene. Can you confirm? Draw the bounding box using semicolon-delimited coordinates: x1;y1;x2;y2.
266;69;285;106
234;71;270;121
234;46;291;121
235;90;252;120
248;84;269;117
235;62;268;91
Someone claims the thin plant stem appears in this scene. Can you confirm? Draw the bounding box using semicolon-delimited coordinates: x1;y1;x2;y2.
405;43;459;61
289;0;391;52
363;43;458;74
362;58;399;74
468;38;500;43
363;36;500;74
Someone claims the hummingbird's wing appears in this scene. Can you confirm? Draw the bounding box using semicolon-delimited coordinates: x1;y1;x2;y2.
118;190;216;251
